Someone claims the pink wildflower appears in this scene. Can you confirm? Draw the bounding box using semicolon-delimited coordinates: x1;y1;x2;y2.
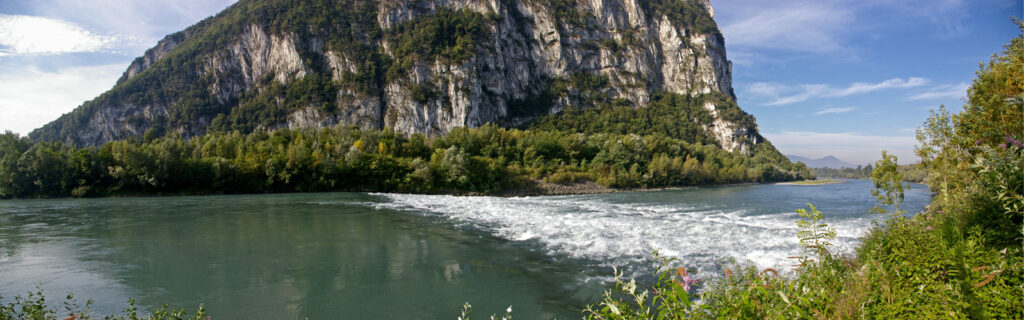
681;274;700;291
675;267;701;291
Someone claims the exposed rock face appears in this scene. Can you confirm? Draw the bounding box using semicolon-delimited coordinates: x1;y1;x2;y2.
116;32;189;85
704;102;758;153
32;0;760;154
205;24;309;101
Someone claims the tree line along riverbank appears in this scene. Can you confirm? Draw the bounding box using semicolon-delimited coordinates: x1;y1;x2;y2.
0;92;813;199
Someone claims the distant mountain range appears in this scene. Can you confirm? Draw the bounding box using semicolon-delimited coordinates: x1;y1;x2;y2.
787;155;856;169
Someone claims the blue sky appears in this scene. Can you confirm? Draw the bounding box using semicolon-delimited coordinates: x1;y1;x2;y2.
0;0;1021;164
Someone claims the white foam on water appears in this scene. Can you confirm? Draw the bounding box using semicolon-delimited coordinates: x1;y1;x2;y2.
368;193;876;278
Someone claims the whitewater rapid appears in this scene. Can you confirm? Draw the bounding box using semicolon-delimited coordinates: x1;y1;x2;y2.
367;191;879;278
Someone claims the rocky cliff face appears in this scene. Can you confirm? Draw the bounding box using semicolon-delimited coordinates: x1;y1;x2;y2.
32;0;759;153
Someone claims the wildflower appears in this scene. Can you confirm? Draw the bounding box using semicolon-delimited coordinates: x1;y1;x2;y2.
506;306;512;313
1006;137;1024;148
999;143;1007;149
976;139;984;145
681;273;695;291
925;226;932;230
674;267;701;291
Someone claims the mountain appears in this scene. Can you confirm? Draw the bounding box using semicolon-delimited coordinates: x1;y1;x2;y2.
31;0;761;154
787;155;856;169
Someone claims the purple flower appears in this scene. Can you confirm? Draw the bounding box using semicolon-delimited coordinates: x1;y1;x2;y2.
1006;137;1024;148
976;139;984;145
999;143;1008;149
925;226;932;230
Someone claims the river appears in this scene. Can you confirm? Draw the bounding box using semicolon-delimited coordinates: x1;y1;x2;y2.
0;179;932;319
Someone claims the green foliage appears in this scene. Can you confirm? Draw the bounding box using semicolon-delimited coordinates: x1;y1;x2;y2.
973;144;1024;246
1;119;809;198
869;150;906;217
532;92;725;149
583;255;702;319
533;0;594;29
211;73;339;132
0;289;207;320
387;8;492;82
795;203;836;265
811;164;928;183
637;0;720;36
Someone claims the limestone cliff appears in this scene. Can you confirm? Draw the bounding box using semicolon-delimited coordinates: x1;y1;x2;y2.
31;0;759;153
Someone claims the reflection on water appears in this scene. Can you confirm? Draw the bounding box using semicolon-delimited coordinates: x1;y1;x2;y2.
0;180;932;319
1;194;591;319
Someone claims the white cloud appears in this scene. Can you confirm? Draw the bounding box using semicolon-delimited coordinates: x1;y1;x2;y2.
763;130;918;165
36;0;236;46
908;82;969;101
746;77;929;105
719;1;854;54
714;0;978;64
0;64;125;135
814;107;856;115
832;78;928;96
0;14;120;55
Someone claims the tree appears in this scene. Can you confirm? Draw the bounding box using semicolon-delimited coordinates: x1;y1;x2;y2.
869;150;906;219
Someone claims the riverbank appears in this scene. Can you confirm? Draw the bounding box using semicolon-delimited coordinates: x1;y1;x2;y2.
2;178;787;200
775;179;848;186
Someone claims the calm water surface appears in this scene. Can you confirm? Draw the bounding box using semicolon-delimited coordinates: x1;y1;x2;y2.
0;180;931;319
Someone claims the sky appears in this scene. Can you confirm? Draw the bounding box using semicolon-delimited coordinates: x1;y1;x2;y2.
713;0;1022;164
0;0;1021;165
